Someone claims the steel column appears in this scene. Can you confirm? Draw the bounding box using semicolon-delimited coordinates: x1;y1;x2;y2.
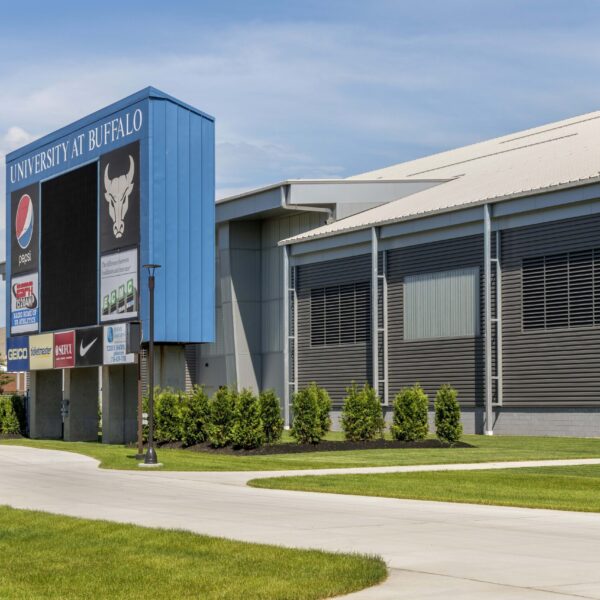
282;244;291;428
483;205;494;435
371;227;379;395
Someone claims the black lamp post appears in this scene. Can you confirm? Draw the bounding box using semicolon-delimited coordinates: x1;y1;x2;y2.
143;263;161;466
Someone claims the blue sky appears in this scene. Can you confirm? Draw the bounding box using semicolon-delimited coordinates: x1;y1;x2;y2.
1;1;600;323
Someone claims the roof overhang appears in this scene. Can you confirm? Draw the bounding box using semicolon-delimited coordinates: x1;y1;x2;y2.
280;175;600;247
216;178;447;223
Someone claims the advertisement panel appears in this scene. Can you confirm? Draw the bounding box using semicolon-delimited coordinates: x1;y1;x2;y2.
54;330;75;368
100;248;138;322
103;324;135;365
11;184;39;276
7;336;29;372
100;141;140;253
11;272;39;334
75;326;103;367
29;333;54;370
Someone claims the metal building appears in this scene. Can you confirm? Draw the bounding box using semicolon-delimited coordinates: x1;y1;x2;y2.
202;110;600;436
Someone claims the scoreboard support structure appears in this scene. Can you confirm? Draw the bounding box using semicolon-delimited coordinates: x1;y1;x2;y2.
28;371;62;439
101;364;138;445
62;368;99;442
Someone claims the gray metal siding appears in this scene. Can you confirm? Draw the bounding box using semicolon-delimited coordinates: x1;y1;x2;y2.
403;267;480;340
297;254;371;404
387;235;484;406
502;213;600;406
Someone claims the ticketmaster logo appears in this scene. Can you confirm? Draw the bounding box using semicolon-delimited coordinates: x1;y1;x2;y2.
31;346;51;356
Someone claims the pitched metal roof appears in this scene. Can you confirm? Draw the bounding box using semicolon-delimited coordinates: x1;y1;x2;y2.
281;111;600;245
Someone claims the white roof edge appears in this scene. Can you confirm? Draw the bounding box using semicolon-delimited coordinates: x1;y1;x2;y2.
216;177;451;204
279;175;600;247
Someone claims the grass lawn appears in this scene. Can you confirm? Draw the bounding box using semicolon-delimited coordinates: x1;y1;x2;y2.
250;464;600;512
2;434;600;471
0;506;386;600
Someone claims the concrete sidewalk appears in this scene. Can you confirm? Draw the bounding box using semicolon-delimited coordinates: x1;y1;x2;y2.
1;445;600;599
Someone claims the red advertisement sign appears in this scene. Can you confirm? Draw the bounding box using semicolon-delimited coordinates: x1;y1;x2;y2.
54;330;75;368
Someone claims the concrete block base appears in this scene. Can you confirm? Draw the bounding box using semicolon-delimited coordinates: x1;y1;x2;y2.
329;405;600;437
102;364;138;445
64;368;99;442
28;370;63;439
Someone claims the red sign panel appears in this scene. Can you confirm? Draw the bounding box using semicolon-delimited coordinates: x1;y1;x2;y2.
54;331;75;368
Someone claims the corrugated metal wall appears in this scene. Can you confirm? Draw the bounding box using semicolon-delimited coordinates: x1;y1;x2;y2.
403;267;480;340
146;98;215;344
297;254;372;404
502;213;600;407
387;235;484;405
294;213;600;410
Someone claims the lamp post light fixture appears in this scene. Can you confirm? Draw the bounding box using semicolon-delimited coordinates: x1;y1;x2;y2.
141;263;161;467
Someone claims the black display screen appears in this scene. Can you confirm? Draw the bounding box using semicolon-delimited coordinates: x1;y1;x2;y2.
41;163;98;331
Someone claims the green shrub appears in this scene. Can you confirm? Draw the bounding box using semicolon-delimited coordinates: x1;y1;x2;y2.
391;383;429;442
180;386;211;447
207;386;237;447
316;385;332;438
0;395;22;435
434;384;463;445
259;389;284;444
154;389;182;443
341;383;385;441
230;389;264;449
291;383;331;444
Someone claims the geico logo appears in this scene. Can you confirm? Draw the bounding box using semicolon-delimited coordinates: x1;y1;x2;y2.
31;347;51;356
8;348;27;360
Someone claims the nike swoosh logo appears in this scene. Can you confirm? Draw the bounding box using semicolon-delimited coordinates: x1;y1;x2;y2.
79;338;98;357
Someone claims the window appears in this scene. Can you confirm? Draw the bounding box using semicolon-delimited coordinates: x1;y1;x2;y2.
403;267;480;340
522;249;600;331
310;282;369;346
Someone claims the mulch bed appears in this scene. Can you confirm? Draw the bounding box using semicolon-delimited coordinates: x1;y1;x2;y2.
155;438;473;455
0;434;24;440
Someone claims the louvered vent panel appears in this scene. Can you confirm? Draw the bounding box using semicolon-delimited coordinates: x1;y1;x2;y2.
569;250;593;327
310;282;370;346
523;249;598;331
522;256;545;330
545;253;568;329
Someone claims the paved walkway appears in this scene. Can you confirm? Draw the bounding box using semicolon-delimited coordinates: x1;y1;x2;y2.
2;446;600;599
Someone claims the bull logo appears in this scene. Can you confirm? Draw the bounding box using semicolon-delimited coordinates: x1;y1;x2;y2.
104;156;134;239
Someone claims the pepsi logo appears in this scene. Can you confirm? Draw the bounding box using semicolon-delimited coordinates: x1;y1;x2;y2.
15;194;34;250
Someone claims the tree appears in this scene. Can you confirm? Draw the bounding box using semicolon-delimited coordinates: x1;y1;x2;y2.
259;389;284;444
207;386;237;447
180;386;211;446
391;384;429;442
291;383;331;444
434;384;463;445
231;389;264;449
341;383;385;441
154;389;182;443
0;396;21;435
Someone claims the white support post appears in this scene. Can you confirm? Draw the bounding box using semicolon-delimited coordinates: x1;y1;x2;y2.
292;267;298;399
495;231;504;406
282;244;291;428
484;204;494;435
371;227;379;396
382;250;389;405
